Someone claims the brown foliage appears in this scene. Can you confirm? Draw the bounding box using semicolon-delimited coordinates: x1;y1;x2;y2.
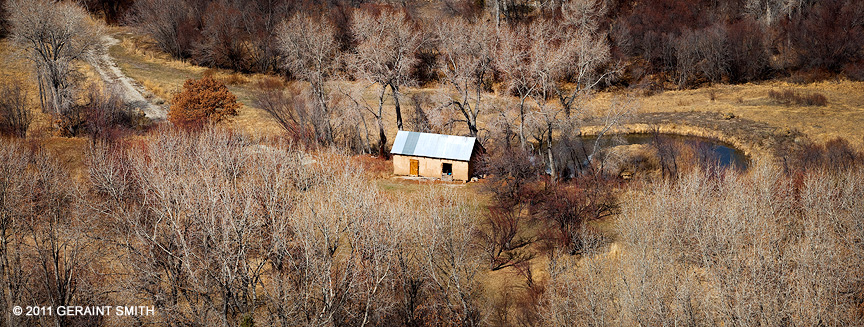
784;137;864;173
768;89;828;106
537;176;618;254
169;77;239;129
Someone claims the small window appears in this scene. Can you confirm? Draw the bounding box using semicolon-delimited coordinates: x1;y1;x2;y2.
442;163;453;175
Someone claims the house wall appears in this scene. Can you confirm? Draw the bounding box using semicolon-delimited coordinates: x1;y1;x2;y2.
393;154;472;181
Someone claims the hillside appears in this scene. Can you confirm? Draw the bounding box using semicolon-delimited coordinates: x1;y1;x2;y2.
1;1;863;326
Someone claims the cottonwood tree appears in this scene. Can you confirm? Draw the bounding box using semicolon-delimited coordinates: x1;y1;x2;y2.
352;7;424;132
542;237;618;327
415;188;485;326
100;129;267;326
524;18;568;180
436;16;497;137
6;0;100;126
25;151;103;327
520;3;621;180
127;0;193;58
241;0;294;73
277;13;339;144
196;0;248;71
602;163;864;326
496;23;537;149
553;0;617;117
675;24;729;88
334;85;376;154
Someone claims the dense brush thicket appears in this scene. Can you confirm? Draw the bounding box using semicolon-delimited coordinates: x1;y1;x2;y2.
0;129;861;326
113;0;864;86
0;128;491;327
543;163;864;326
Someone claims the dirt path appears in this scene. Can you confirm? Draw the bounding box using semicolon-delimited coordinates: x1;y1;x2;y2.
91;34;167;120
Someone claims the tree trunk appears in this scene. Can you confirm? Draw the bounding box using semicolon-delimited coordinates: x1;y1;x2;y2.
377;87;389;159
313;78;334;144
518;95;527;149
546;123;556;183
391;83;403;131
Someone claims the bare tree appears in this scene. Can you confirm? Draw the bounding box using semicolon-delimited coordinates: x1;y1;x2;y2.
352;7;424;132
196;0;248;71
0;141;106;327
6;0;101;125
517;7;622;181
86;128;491;326
415;188;485;326
607;163;864;326
0;142;31;327
496;23;537;149
675;24;729;88
241;0;293;73
127;0;193;59
435;16;497;137
277;13;340;144
553;0;617;117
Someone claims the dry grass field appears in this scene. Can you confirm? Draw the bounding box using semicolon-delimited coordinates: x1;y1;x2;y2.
593;80;864;150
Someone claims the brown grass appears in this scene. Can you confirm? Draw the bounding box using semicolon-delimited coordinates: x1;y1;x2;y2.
107;27;283;137
591;81;864;149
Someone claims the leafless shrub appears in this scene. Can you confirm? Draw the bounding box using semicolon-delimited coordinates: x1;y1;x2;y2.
195;0;247;71
82;86;144;141
675;25;729;88
784;137;863;173
541;162;864;326
769;89;828;106
478;204;536;271
0;140;105;327
79;127;486;326
542;246;619;327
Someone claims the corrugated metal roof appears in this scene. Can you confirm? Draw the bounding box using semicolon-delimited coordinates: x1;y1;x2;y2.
391;131;477;161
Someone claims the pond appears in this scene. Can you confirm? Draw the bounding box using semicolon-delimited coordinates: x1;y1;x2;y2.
582;133;750;170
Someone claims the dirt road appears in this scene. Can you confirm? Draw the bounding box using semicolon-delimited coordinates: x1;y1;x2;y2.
91;34;167;120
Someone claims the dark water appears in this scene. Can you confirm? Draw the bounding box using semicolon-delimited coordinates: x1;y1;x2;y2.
583;133;750;170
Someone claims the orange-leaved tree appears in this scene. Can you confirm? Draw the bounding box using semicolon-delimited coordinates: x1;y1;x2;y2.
169;77;239;129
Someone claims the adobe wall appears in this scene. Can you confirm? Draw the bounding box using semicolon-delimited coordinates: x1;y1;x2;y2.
392;155;471;181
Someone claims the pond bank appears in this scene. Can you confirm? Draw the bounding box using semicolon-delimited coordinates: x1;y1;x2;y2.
579;111;808;162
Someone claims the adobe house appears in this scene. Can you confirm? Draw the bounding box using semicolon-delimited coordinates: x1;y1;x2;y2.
390;131;483;182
